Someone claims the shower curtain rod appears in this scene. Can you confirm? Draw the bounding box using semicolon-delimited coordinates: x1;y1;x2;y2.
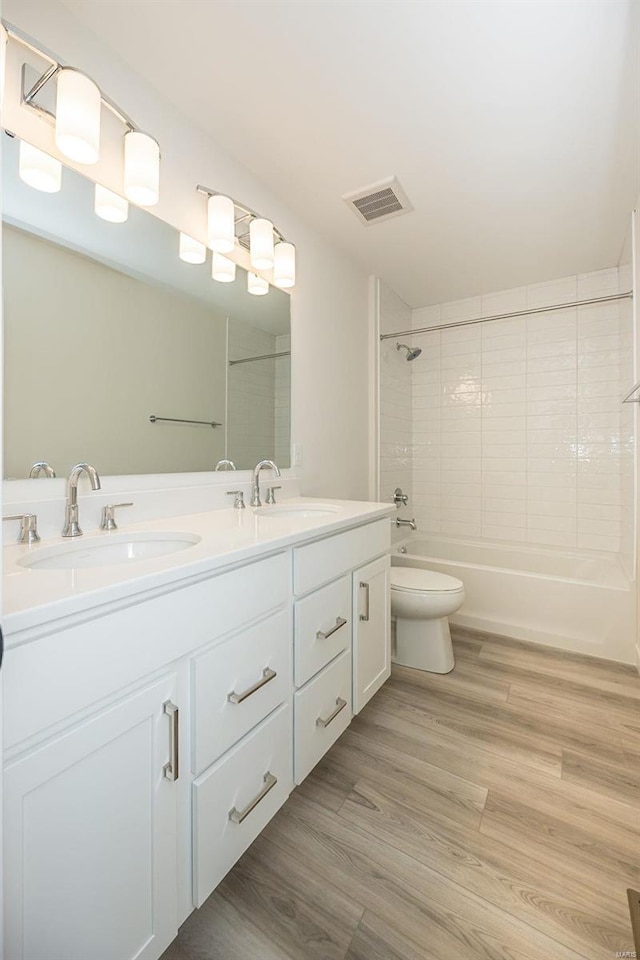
379;291;632;341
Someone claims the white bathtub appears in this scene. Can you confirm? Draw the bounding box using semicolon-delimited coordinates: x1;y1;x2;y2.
393;536;636;664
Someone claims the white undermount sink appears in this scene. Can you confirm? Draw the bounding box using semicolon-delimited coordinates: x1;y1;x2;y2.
256;503;343;519
18;531;201;571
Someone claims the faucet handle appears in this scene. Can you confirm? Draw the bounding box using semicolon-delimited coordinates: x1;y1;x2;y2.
226;490;246;509
100;503;133;531
3;513;40;543
265;486;282;505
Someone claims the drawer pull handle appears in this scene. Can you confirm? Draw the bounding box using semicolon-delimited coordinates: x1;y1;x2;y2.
228;667;277;704
316;616;348;640
359;581;370;622
316;697;347;728
163;701;179;782
229;772;278;824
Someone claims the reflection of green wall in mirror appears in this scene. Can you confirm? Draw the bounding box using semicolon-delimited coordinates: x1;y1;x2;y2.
4;225;230;478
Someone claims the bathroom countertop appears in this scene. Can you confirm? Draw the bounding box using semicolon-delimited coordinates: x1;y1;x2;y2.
3;497;395;643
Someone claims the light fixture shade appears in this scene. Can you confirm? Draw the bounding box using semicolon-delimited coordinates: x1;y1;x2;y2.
124;130;160;206
248;272;269;296
273;242;296;288
179;233;206;264
18;141;62;193
207;195;235;254
211;251;236;282
94;184;129;222
55;68;101;164
249;217;274;270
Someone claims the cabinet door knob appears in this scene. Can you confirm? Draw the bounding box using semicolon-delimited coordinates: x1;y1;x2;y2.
162;701;179;782
359;581;370;622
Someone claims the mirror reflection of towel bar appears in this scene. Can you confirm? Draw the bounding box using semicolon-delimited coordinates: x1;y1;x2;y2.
149;415;222;428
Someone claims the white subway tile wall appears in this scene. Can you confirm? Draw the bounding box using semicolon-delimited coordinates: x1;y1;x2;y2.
379;283;413;519
381;269;634;554
227;319;277;470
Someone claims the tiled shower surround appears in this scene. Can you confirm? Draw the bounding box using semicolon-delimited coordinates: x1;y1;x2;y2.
379;268;635;557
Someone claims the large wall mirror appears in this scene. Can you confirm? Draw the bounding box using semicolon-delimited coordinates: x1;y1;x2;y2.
2;133;291;479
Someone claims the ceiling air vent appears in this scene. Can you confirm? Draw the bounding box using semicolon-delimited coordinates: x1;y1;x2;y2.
343;176;413;226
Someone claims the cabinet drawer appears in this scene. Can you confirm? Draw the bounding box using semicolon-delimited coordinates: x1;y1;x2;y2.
294;648;352;784
192;609;291;773
293;519;390;596
294;575;352;687
193;703;292;906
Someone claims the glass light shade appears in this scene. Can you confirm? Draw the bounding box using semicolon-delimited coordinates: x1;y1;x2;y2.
249;217;274;270
179;233;206;264
18;141;62;193
207;195;235;254
248;272;269;296
124;130;160;206
94;184;129;223
211;251;236;283
273;242;296;288
55;68;101;164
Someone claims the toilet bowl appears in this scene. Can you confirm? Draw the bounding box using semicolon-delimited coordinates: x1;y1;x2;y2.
390;567;465;674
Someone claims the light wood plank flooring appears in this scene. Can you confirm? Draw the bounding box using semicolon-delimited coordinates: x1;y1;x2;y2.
162;630;640;960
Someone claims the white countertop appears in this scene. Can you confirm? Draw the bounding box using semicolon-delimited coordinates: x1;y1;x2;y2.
3;498;395;641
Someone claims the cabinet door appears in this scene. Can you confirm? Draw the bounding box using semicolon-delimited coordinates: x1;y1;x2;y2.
4;674;180;960
353;555;391;713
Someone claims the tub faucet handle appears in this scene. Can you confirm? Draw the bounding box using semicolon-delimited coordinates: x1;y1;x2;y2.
393;487;409;507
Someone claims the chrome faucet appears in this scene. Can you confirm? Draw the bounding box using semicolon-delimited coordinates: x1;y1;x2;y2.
62;463;101;538
29;461;56;478
214;459;236;471
251;460;281;507
396;517;417;531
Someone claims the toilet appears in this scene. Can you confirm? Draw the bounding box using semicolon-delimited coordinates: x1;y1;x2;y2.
390;567;465;674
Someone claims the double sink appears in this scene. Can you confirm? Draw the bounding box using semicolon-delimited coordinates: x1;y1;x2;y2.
18;503;342;571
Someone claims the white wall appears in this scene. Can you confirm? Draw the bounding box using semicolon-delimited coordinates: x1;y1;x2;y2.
3;0;371;499
380;268;634;555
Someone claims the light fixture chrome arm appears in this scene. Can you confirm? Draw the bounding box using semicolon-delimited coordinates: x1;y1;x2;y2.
251;460;281;508
62;462;101;538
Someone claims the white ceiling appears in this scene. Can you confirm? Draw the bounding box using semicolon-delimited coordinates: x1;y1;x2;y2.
62;0;639;308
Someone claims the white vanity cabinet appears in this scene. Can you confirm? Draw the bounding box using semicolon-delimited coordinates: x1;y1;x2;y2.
353;554;391;712
4;672;181;960
3;506;393;960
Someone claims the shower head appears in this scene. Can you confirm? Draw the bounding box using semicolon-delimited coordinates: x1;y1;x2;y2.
396;342;422;361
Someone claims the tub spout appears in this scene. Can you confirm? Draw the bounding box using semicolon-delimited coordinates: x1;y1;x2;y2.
396;517;417;531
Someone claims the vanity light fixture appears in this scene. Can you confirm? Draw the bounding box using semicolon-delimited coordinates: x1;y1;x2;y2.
55;67;101;164
249;217;274;270
207;194;235;254
124;130;160;206
18;140;62;192
6;23;161;207
179;232;206;264
211;251;236;282
273;241;296;289
248;272;269;296
94;184;128;222
197;183;296;291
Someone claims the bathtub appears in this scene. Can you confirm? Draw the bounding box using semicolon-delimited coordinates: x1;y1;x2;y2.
393;536;636;664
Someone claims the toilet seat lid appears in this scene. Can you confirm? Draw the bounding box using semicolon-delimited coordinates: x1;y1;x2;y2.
391;567;464;593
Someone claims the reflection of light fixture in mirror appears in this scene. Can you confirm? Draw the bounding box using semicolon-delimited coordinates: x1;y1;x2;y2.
179;233;206;264
124;130;160;206
249;218;274;270
55;68;101;164
273;242;296;288
207;195;235;253
94;184;129;223
248;272;269;296
18;141;62;192
211;251;236;283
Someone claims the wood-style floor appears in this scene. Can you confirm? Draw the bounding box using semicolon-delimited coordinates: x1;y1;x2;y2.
162;630;640;960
